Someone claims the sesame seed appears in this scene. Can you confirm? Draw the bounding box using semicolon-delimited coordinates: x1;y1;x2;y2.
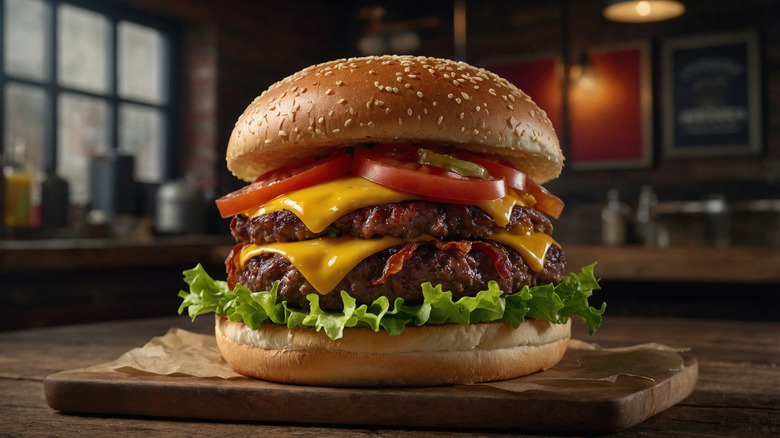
318;117;324;124
408;74;417;78
369;70;376;75
416;91;424;98
404;83;411;88
325;89;334;95
336;80;343;86
338;98;346;104
508;94;516;102
332;128;340;133
398;118;403;125
407;108;413;116
476;106;481;111
392;87;399;93
385;108;391;114
507;104;514;110
437;116;443;125
264;139;272;144
461;92;470;100
460;112;465;119
447;94;454;99
488;88;496;96
374;81;380;87
385;86;392;92
367;121;375;128
396;76;403;82
315;128;322;134
432;101;438;106
375;100;384;106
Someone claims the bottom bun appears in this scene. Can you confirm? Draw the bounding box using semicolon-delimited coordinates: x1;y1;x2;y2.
215;314;571;387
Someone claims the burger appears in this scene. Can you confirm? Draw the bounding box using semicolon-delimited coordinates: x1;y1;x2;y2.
179;55;605;387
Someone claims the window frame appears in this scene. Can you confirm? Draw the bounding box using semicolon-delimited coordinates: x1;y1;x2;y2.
0;0;182;199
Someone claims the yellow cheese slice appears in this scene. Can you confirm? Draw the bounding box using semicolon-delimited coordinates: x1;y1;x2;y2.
488;229;559;273
238;235;409;294
238;230;558;294
242;176;530;231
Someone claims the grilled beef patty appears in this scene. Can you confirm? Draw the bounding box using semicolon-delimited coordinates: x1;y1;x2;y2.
232;241;566;311
231;202;554;243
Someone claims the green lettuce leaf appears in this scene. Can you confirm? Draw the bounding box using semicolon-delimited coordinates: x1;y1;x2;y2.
178;263;606;340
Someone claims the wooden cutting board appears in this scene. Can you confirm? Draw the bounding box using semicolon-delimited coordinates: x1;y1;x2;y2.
44;346;697;433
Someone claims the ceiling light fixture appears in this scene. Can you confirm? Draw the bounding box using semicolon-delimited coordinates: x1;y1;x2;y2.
603;0;685;23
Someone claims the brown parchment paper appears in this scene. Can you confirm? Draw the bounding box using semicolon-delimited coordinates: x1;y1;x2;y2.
83;328;690;387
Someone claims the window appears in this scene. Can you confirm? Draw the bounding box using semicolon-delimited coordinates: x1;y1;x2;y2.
1;0;178;206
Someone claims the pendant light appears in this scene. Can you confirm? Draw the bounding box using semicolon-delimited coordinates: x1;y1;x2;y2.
603;0;685;23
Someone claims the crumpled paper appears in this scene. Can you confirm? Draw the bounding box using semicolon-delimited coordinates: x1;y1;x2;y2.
91;328;689;387
89;328;244;379
478;339;689;392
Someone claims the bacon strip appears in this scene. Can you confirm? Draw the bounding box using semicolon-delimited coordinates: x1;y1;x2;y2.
372;240;512;286
225;243;245;290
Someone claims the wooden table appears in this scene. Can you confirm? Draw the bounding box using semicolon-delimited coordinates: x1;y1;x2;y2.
1;315;777;436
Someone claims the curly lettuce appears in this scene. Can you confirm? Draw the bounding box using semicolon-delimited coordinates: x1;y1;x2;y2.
178;263;605;340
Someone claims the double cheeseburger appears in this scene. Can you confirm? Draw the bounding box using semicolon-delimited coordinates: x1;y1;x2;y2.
179;55;604;387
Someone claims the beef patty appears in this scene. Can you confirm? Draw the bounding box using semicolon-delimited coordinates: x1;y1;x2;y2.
231;201;554;243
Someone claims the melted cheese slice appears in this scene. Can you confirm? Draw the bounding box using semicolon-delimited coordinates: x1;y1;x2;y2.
243;176;530;229
237;230;557;294
488;229;559;273
239;235;409;294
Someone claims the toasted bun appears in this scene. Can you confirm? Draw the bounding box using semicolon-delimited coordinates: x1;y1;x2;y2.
214;315;570;387
227;55;563;184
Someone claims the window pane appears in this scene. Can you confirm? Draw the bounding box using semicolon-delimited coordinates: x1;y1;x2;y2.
118;21;165;104
4;0;49;80
58;93;108;205
4;83;46;172
57;4;108;94
119;103;164;183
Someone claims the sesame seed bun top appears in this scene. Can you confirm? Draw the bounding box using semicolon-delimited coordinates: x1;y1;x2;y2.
226;55;564;184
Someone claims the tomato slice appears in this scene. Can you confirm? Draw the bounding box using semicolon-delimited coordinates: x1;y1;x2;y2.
525;179;564;219
215;153;351;217
351;146;505;203
453;151;564;219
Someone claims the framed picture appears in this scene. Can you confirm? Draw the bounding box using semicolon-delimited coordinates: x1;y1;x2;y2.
662;31;762;158
567;41;653;170
481;53;564;143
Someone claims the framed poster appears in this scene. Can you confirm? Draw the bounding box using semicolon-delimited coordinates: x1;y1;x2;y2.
662;31;762;158
567;41;653;170
482;53;564;141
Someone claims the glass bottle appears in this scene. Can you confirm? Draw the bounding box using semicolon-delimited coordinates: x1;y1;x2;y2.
3;140;33;231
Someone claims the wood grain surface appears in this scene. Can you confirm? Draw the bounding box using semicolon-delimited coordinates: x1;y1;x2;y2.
1;315;778;436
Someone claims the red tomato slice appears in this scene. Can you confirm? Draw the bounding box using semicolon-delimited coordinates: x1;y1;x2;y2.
215;153;351;217
453;151;564;219
351;146;505;203
525;179;564;219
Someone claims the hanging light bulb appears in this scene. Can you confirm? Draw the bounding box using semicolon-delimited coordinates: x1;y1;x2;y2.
603;0;685;23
